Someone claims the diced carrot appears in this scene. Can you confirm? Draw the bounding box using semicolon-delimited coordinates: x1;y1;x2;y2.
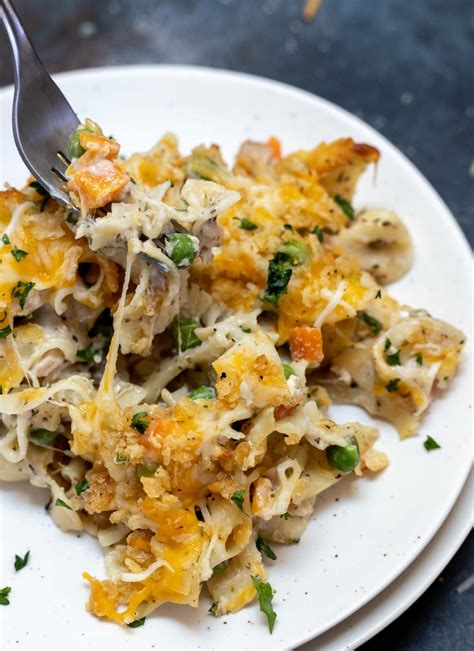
267;136;282;159
79;132;120;159
68;161;129;210
288;326;324;363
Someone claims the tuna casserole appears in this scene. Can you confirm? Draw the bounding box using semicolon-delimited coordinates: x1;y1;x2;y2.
0;122;465;631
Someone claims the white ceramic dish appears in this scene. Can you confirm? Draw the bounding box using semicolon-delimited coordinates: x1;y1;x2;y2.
0;66;472;650
301;471;473;650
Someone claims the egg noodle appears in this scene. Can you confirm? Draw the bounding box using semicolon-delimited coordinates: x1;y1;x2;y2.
0;123;465;630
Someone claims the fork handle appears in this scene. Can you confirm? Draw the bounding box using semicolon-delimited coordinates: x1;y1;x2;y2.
0;0;42;84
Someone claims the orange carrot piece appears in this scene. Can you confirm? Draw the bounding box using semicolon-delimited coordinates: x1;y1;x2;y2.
267;136;282;159
288;326;324;363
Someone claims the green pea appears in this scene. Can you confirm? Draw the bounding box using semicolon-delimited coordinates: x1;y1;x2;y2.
165;233;198;268
189;386;216;400
279;239;309;266
326;436;360;472
136;459;158;478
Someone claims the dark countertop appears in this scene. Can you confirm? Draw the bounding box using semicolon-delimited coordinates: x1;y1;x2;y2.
0;1;472;649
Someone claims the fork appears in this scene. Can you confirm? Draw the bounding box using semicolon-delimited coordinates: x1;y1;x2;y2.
0;0;80;208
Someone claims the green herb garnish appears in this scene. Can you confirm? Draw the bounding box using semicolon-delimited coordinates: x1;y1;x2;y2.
424;436;441;451
375;289;382;299
282;363;295;380
1;234;10;245
360;312;382;334
211;560;229;578
0;587;11;606
386;378;401;393
14;551;30;572
76;344;97;364
416;353;423;365
263;252;293;307
131;411;149;434
55;498;72;510
230;488;246;514
334;194;354;220
280;511;292;520
74;479;89;496
251;576;277;633
30;428;59;446
312;224;324;242
171;317;202;351
386;350;401;366
11;246;28;262
384;338;391;351
234;217;258;231
0;325;12;339
128;617;146;628
12;281;35;309
256;536;277;561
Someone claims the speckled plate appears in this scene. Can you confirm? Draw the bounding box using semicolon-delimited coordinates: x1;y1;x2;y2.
0;66;472;650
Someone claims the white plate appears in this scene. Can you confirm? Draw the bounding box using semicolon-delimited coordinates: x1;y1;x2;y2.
301;471;473;650
0;66;472;650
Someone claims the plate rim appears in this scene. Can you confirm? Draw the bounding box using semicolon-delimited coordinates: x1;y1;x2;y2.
301;471;473;649
0;64;472;649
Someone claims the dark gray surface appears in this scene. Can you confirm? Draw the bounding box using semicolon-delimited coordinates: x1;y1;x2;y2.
0;1;472;649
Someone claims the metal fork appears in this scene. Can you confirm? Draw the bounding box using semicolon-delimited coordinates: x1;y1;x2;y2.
0;0;80;208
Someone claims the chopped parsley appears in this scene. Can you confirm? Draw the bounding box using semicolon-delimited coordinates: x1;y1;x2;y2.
386;378;401;393
128;617;146;628
0;587;11;606
240;326;252;333
386;350;401;366
131;411;150;434
12;281;35;309
334;194;355;220
384;338;391;351
280;511;293;520
416;353;423;366
263;252;293;307
1;233;10;245
208;603;217;616
312;224;324;242
55;498;72;510
211;560;229;578
251;576;277;633
88;309;113;358
11;246;28;262
256;536;277;561
234;217;258;231
76;344;97;364
375;289;382;299
115;453;127;463
14;551;29;572
0;325;12;339
171;317;202;351
282;363;295;380
74;479;89;495
290;538;300;544
360;311;382;334
230;488;246;514
30;428;59;446
283;223;293;231
424;436;441;451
